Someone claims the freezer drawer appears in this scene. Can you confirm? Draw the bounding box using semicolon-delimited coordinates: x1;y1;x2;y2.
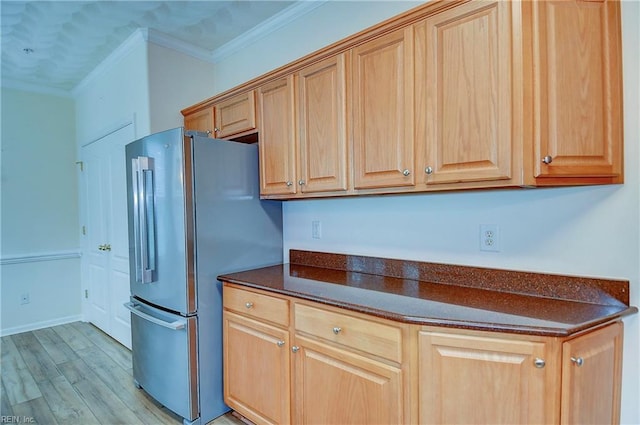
126;300;199;422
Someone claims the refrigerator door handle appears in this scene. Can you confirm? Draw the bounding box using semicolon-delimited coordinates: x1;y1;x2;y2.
132;156;156;283
124;302;186;330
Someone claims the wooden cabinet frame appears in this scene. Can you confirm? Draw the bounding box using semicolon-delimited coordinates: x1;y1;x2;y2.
182;0;624;199
223;283;624;425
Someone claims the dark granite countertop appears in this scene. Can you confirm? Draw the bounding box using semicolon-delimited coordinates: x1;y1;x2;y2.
219;250;637;337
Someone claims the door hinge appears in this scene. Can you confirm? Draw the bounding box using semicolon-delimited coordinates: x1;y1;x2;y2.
82;225;86;235
75;161;84;171
85;289;89;299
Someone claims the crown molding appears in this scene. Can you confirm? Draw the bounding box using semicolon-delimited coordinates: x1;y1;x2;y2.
12;1;329;97
211;0;329;63
72;28;148;97
146;28;214;62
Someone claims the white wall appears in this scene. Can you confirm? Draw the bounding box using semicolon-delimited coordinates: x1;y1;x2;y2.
213;1;640;422
74;33;150;145
148;43;216;133
1;88;81;334
213;1;421;93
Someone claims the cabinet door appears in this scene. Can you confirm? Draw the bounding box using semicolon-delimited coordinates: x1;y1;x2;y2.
223;311;290;425
352;27;415;190
561;322;623;425
531;0;623;180
416;0;514;185
214;90;257;139
184;107;214;135
258;76;297;196
293;336;403;425
419;331;555;424
297;54;349;194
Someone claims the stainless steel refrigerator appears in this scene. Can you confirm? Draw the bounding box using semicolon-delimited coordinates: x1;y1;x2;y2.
123;128;282;425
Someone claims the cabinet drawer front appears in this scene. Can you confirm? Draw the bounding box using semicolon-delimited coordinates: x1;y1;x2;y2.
224;285;289;327
294;303;402;362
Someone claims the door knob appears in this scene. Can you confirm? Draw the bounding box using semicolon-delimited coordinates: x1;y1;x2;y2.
571;356;584;367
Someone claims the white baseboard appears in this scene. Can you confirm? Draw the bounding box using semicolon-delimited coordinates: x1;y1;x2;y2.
0;315;84;337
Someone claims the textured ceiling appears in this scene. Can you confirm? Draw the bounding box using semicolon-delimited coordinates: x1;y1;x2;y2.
1;1;301;93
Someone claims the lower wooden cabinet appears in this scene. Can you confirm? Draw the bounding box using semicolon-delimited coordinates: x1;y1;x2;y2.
293;336;403;425
418;329;557;424
418;322;623;425
222;282;624;425
560;322;623;425
223;283;409;425
223;312;290;425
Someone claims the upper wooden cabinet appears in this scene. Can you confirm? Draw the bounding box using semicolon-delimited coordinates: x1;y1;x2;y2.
257;54;349;197
258;76;297;196
527;0;623;185
352;27;415;190
182;90;257;140
213;90;257;139
415;0;516;187
183;106;214;135
182;0;624;199
297;54;349;194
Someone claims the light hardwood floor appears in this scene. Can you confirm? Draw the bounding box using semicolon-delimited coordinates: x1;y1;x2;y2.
1;321;244;425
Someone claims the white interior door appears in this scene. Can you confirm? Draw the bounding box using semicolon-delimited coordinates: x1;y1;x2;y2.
81;123;134;348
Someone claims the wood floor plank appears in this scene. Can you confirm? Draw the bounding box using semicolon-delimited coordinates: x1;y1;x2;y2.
69;322;131;370
1;381;15;416
32;328;78;365
1;335;42;405
38;376;100;425
77;345;181;424
73;378;144;425
11;332;61;383
1;322;243;425
11;396;59;425
51;323;93;351
57;356;143;424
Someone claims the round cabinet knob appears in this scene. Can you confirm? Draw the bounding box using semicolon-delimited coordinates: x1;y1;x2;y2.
332;327;342;335
206;130;212;135
291;346;300;353
214;127;220;134
542;155;553;164
298;180;305;186
98;245;104;251
571;356;584;367
286;181;293;187
104;244;111;251
425;166;433;175
534;358;546;369
402;169;411;176
277;340;285;347
245;302;253;309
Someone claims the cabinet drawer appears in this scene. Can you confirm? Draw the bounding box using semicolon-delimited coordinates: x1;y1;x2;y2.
294;303;402;363
223;285;289;327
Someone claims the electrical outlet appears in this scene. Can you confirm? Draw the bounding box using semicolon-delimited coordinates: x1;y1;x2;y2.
312;220;322;239
480;224;500;252
20;293;30;305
